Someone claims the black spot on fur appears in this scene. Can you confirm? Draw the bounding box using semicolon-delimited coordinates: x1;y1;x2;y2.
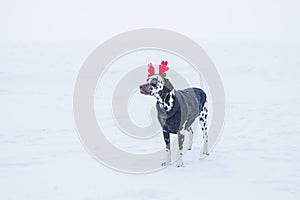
165;94;170;102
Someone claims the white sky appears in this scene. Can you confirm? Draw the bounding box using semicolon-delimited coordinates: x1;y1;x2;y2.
0;0;299;40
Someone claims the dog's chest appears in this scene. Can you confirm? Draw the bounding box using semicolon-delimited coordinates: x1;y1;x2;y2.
156;90;175;112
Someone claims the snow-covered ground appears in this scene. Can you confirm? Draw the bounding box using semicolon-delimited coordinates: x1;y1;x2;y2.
0;40;299;199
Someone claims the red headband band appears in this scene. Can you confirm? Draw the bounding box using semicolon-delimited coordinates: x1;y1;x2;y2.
148;60;169;76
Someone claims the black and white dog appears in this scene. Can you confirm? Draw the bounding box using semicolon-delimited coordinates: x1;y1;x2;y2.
139;61;209;167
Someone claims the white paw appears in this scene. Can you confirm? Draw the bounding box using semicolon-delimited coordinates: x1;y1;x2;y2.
199;151;209;160
201;143;209;155
176;163;184;167
175;156;184;167
161;161;171;166
176;162;184;167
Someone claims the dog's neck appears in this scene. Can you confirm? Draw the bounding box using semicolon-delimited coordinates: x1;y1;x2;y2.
154;79;175;112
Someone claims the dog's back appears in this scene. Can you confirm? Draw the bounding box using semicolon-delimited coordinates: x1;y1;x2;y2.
178;87;206;115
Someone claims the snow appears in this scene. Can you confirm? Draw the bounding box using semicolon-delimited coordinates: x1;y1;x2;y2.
0;40;299;199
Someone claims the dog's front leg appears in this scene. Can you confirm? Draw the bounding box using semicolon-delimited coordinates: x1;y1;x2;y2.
176;132;184;167
161;130;171;166
187;127;194;150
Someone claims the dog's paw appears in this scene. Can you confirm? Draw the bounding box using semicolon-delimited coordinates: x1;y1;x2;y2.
201;145;209;156
201;152;209;156
175;162;184;167
161;162;171;167
175;156;184;167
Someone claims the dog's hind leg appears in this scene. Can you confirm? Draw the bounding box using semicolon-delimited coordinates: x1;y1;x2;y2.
176;132;184;167
161;130;171;166
200;102;209;155
187;127;194;150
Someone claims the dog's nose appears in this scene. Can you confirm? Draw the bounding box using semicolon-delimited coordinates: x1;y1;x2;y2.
139;85;143;89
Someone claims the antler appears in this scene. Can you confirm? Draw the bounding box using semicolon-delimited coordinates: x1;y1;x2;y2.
148;62;155;76
159;60;169;74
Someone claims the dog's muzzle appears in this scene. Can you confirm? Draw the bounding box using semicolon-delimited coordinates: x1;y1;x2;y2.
139;84;151;95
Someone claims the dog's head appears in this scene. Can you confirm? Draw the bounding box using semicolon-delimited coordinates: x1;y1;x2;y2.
139;61;173;97
139;74;166;96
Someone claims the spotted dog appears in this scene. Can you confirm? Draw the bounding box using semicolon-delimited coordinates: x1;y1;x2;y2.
139;60;209;167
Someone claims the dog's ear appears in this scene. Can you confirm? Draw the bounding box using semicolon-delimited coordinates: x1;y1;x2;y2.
161;73;167;78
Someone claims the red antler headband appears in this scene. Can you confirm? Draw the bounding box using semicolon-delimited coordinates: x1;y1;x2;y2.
148;60;169;76
148;62;155;76
159;60;169;74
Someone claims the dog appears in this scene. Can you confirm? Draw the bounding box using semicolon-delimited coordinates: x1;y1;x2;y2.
139;60;209;167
